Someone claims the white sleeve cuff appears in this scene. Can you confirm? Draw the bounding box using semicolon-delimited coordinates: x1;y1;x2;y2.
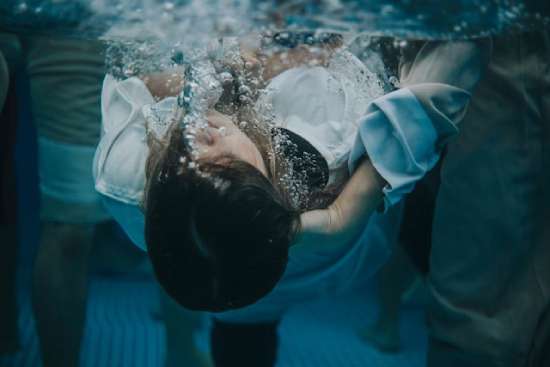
348;88;449;211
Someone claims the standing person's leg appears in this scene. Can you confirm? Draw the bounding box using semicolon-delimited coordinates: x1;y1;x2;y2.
361;165;439;352
359;245;417;352
23;36;109;367
210;319;280;367
32;140;110;367
427;32;550;367
33;222;95;366
27;36;206;366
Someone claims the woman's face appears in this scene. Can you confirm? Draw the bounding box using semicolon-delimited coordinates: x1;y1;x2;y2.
194;110;268;177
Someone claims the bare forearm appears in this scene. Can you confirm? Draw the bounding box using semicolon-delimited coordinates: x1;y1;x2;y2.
328;158;386;234
298;158;386;249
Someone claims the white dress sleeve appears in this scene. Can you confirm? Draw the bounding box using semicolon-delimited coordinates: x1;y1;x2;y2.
93;75;154;204
93;75;156;251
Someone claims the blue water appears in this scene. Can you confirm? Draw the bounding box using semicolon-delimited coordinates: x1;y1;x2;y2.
1;0;549;41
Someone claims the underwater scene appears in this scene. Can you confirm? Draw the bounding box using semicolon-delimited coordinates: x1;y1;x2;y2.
0;1;549;366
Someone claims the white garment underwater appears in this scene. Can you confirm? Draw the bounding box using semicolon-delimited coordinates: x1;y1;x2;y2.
93;49;447;321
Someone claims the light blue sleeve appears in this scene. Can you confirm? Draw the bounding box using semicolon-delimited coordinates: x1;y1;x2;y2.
349;39;492;211
348;87;455;210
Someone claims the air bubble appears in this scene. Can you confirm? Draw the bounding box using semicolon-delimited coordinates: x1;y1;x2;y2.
16;2;28;12
388;76;400;88
238;85;252;95
163;2;175;11
219;72;233;84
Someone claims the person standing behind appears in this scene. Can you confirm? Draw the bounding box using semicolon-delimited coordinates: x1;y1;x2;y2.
418;31;550;367
305;31;550;366
24;36;210;367
22;36;111;367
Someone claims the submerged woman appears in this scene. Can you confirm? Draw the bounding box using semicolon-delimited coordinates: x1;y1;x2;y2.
93;34;450;365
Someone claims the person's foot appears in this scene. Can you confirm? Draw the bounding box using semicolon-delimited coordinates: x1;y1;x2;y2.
359;323;401;353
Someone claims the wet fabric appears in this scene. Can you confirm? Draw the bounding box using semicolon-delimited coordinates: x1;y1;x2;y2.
38;137;109;223
95;49;385;247
394;32;550;365
38;137;103;204
93;76;152;207
93;75;154;243
24;36;106;146
23;36;109;223
398;158;443;275
94;61;399;325
348;87;444;210
256;50;383;189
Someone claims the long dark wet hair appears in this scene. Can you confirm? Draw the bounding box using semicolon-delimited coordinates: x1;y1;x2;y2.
143;106;306;311
142;33;340;311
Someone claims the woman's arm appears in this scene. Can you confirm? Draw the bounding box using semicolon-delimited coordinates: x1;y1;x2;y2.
295;38;492;249
295;158;386;250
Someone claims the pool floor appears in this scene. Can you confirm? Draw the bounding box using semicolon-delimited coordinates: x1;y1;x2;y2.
0;74;427;367
0;271;426;367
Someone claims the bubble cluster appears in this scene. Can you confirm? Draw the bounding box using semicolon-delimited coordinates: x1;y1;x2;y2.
108;24;389;208
270;130;312;210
